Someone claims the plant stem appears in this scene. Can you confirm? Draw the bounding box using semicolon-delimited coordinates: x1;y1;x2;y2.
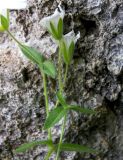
6;30;22;46
42;72;52;140
55;100;59;108
55;114;67;160
44;148;54;160
58;49;63;94
55;47;63;108
7;29;53;155
55;65;69;159
42;73;49;116
55;64;69;109
63;65;76;128
63;64;68;88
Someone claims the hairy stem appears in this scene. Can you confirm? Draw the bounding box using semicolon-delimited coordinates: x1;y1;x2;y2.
55;64;69;159
58;49;63;93
63;64;68;87
42;73;49;116
55;114;67;160
7;30;22;46
42;72;52;140
63;65;76;128
54;47;63;108
7;30;53;156
44;148;54;160
55;64;69;109
7;30;52;141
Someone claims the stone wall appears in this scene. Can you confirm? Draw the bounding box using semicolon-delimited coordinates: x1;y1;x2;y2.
0;0;123;159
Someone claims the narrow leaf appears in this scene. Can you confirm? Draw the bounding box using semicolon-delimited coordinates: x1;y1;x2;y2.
56;92;66;106
50;21;59;40
68;41;75;64
60;143;97;153
44;107;67;130
42;60;56;78
0;14;9;30
60;41;69;65
20;45;45;65
67;105;96;114
57;18;63;39
14;140;53;153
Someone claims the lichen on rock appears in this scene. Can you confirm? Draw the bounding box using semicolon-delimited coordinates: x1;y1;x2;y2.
1;0;123;159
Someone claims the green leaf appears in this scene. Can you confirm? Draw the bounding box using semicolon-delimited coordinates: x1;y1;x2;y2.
20;45;45;65
44;107;67;130
60;143;97;153
56;92;66;106
57;18;63;39
0;14;9;30
41;60;56;78
60;41;69;65
68;41;75;64
50;21;59;40
67;105;96;115
14;140;53;153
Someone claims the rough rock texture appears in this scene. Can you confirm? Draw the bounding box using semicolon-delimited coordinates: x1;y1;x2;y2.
1;0;123;159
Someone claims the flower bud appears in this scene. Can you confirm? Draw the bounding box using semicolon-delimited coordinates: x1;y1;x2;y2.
0;0;27;32
60;31;80;65
40;5;65;40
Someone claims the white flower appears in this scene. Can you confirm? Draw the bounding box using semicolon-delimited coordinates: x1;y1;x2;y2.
63;30;80;50
0;0;27;31
0;0;27;9
40;5;65;40
61;30;80;64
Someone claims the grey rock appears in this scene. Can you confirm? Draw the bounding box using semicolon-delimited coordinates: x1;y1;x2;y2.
1;0;123;159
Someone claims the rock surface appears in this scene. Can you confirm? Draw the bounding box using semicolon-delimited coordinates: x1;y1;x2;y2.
0;0;123;159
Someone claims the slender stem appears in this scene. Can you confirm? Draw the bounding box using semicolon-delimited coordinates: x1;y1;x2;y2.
63;65;76;128
63;64;68;88
55;114;67;160
7;29;53;153
55;65;69;108
55;47;63;109
55;65;69;159
55;100;59;108
58;48;63;93
42;73;49;116
42;72;52;140
44;148;54;160
6;30;22;46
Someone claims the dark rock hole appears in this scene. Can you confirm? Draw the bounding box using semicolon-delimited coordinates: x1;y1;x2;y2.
21;68;29;82
80;18;97;35
112;5;119;18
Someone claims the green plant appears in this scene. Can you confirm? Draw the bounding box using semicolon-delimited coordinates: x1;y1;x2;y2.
0;5;97;160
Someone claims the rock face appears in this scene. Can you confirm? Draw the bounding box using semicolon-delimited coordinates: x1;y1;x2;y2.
1;0;123;159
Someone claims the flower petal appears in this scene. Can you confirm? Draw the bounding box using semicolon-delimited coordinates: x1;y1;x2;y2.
40;5;65;31
0;0;27;9
58;4;65;19
63;30;75;49
63;30;80;49
75;31;80;43
0;9;7;17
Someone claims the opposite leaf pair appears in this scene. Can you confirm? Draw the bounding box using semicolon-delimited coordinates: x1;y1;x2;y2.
15;139;97;155
0;4;98;160
21;45;56;79
44;92;96;130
